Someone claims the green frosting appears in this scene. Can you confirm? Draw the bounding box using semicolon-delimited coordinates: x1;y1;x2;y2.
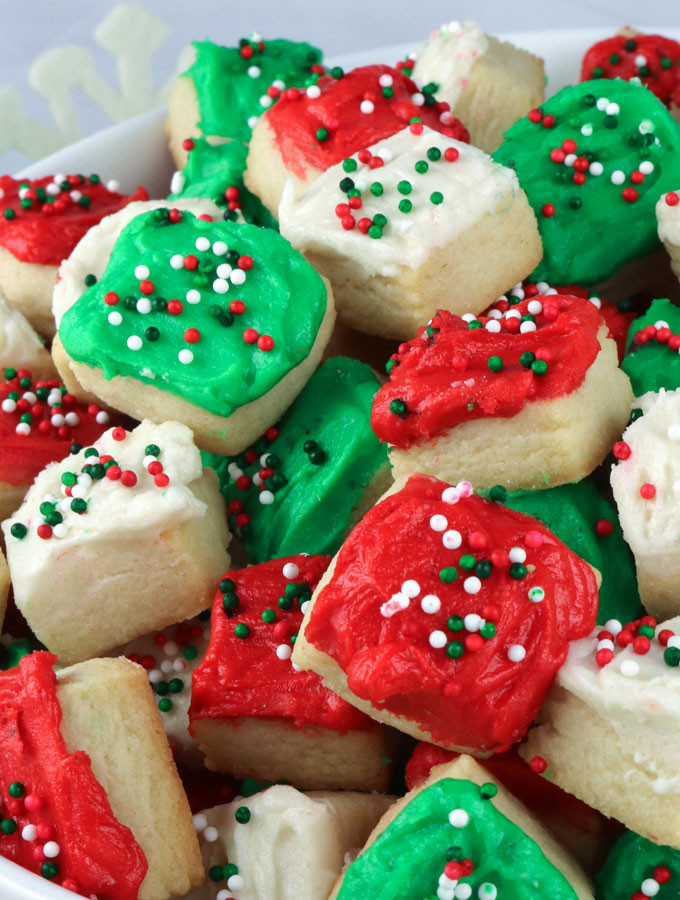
597;829;680;899
337;778;578;900
622;298;680;397
169;138;278;230
203;356;389;562
59;210;327;419
484;480;641;625
184;38;323;144
0;638;36;670
493;79;680;285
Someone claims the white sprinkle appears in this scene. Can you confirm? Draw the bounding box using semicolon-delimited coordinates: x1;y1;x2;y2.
377;147;393;163
134;265;149;280
639;161;654;175
596;97;609;111
360;100;375;113
401;579;421;598
605;102;620;115
259;490;274;505
195;236;210;252
456;481;473;498
216;891;230;900
564;153;577;167
509;547;527;564
527;299;543;315
178;349;194;364
148;669;163;684
1;399;16;412
203;826;219;842
411;92;425;106
378;74;393;87
519;321;537;333
247;115;259;128
21;825;36;841
70;485;86;499
508;644;526;662
213;241;228;255
96;411;109;425
505;309;521;320
248;65;261;78
463;576;481;595
455;886;472;900
70;190;82;202
108;311;122;326
136;297;151;314
430;514;448;532
227;875;245;892
300;600;310;615
461;314;477;323
485;320;501;333
634;55;648;67
528;586;545;603
441;487;460;504
169;171;185;194
421;594;441;614
478;885;497;900
589;161;604;176
143;455;157;469
597;639;615;652
43;842;60;858
51;414;65;428
192;813;207;831
107;179;120;192
589;295;601;309
429;630;447;649
186;289;201;304
306;84;321;98
448;808;469;828
620;659;640;678
604;618;622;636
163;641;179;657
260;95;273;108
380;592;410;617
65;412;80;426
127;335;143;351
216;263;233;279
276;644;292;660
213;278;229;294
272;79;285;91
170;253;184;270
667;635;680;649
639;119;655;134
641;878;660;897
283;562;300;579
611;170;625;185
581;123;593;136
442;529;462;550
464;614;483;632
230;269;246;285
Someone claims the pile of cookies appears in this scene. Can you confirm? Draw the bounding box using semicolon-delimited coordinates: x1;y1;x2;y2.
1;20;680;900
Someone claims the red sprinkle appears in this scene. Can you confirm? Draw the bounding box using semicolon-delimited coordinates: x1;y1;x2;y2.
184;328;201;344
121;470;137;488
183;255;198;271
37;524;52;540
154;473;170;488
167;300;183;316
612;441;631;460
529;756;547;774
257;334;275;352
106;465;122;481
666;192;680;206
444;147;459;162
622;187;639;203
104;292;119;306
541;203;555;218
243;328;259;345
139;279;154;295
640;483;656;499
595;520;613;536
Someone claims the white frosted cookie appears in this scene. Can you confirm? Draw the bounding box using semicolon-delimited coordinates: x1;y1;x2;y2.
3;419;230;665
279;124;541;340
523;614;680;851
181;785;393;900
410;21;545;152
610;388;680;619
656;190;680;282
0;291;55;380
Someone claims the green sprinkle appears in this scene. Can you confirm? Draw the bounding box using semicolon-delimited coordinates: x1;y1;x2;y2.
664;646;680;667
382;86;394;98
84;447;99;458
219;578;235;593
480;621;497;638
489;484;508;503
447;615;464;632
373;213;387;227
459;554;476;571
479;782;498;799
3;209;15;220
342;158;358;172
234;623;250;639
3;367;17;379
603;115;618;129
158;698;172;712
168;678;183;693
145;326;160;342
262;608;277;624
183;645;198;660
397;180;412;195
475;560;493;580
592;66;605;77
446;641;464;659
368;225;382;239
509;563;528;580
430;191;443;205
638;625;655;639
661;57;672;69
0;819;16;835
487;356;503;372
370;182;383;196
8;782;24;798
609;53;620;64
223;593;239;612
224;863;239;878
569;197;582;210
398;198;412;213
389;399;408;418
209;865;225;883
9;523;27;540
315;127;328;141
415;160;429;174
467;321;483;330
427;147;442;161
520;351;535;368
235;806;251;824
330;66;344;78
531;360;548;375
439;566;458;584
41;862;59;880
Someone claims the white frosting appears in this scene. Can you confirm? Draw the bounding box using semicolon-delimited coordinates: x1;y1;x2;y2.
182;786;392;900
0;290;53;374
412;21;490;108
279;125;520;277
52;198;220;327
610;388;680;570
657;191;680;247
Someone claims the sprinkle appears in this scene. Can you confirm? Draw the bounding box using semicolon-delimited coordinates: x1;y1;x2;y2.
429;630;447;649
282;562;300;579
463;576;481;595
430;514;448;532
507;644;526;662
421;594;441;614
401;579;421;598
442;530;462;550
275;644;292;660
178;349;194;364
448;809;469;828
127;336;142;351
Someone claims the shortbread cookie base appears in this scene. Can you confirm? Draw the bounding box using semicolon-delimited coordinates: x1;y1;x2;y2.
523;685;680;850
18;470;230;665
330;754;594;900
166;75;229;169
62;286;336;455
57;657;203;900
0;481;29;530
389;326;633;490
0;247;58;338
456;36;545;153
244;116;318;215
51;333;104;406
192;714;397;792
302;193;542;340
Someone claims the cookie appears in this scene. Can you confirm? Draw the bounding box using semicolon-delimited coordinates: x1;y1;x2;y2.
167;36;324;167
204;357;391;562
3;420;230;665
0;174;147;336
371;296;632;491
245;64;469;215
293;474;599;753
279;124;541;340
494;78;680;285
596;829;680;900
55;204;335;455
190;555;397;791
409;20;545;152
656;190;680;282
0;291;55;380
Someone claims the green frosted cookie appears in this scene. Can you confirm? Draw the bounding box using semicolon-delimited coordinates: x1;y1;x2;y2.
204;356;390;562
621;297;680;397
484;480;641;625
336;777;579;900
59;209;327;418
169;138;278;230
183;37;323;144
597;829;679;900
493;78;680;285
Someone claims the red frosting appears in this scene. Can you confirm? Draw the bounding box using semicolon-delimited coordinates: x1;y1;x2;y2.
264;64;469;178
0;175;148;266
0;371;113;486
405;742;604;838
0;652;147;898
190;555;373;731
303;474;598;752
372;295;604;449
581;33;680;106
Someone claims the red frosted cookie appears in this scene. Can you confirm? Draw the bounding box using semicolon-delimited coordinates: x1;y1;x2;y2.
244;63;469;213
190;554;397;791
293;474;599;754
371;295;632;490
0;174;147;336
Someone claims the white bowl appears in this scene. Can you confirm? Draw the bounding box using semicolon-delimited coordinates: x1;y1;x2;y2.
5;25;679;900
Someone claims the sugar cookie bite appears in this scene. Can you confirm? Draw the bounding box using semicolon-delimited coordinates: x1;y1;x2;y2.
54;203;335;455
245;64;470;215
657;189;680;282
610;388;680;620
409;21;545;152
184;785;393;900
293;474;599;754
523;612;680;851
279;124;541;340
0;291;55;381
0;174;147;337
620;297;680;396
332;755;594;900
596;829;680;900
493;79;680;285
205;357;391;563
167;35;324;166
0;652;203;899
190;555;397;791
371;296;632;491
3;420;230;665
